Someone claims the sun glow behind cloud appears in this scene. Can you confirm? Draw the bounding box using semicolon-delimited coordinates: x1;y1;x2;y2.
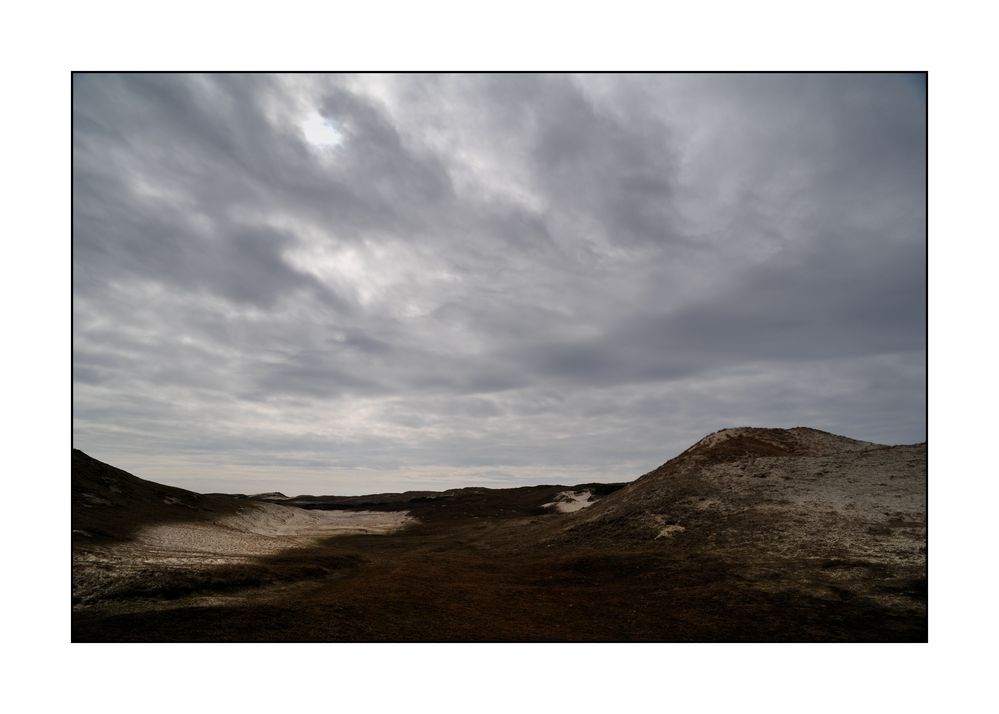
300;111;344;150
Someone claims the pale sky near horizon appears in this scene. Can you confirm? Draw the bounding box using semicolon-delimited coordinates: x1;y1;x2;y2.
72;73;926;495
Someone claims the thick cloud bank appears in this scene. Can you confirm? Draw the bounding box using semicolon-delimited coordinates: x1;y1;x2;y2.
73;73;925;494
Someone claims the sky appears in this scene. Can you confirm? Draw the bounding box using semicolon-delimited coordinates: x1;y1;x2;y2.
72;73;926;495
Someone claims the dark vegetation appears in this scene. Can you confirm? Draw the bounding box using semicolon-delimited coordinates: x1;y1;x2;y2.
73;522;926;641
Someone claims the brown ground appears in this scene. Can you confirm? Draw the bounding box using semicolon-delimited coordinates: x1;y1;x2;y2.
71;429;927;642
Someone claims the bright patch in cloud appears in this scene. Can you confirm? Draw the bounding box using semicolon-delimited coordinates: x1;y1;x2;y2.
300;112;344;149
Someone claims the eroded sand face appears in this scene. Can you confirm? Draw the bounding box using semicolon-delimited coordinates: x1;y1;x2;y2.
543;490;595;513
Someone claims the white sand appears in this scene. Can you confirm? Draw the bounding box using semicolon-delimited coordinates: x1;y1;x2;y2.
543;490;595;513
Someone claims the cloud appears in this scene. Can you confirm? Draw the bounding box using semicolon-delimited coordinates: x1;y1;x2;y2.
73;73;926;494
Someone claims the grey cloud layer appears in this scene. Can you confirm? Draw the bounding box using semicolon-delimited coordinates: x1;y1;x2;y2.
73;73;926;494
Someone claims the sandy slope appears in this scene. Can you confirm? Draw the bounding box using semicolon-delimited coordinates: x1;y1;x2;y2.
561;427;926;615
131;503;412;556
73;504;412;605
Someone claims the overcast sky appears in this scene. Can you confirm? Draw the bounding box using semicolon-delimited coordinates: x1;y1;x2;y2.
72;73;925;495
